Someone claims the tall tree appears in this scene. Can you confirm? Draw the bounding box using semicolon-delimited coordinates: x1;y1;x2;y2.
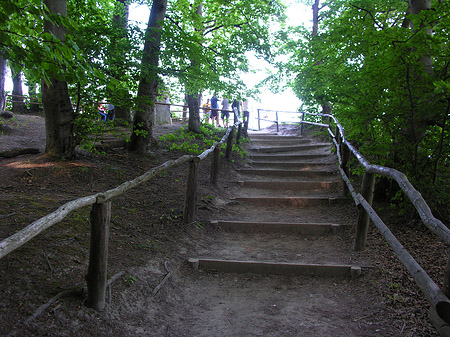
0;53;6;112
128;0;168;154
107;0;132;121
186;2;203;133
42;0;76;158
10;67;27;113
161;0;286;132
284;0;450;220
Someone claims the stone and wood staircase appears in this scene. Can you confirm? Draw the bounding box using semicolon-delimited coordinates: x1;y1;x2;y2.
189;131;361;278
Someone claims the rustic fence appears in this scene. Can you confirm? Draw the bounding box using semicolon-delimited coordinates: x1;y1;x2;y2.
299;111;450;333
0;113;242;311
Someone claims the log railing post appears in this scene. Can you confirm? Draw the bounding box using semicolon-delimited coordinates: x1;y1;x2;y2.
276;111;279;133
335;125;341;145
340;141;350;196
225;128;234;160
210;146;220;185
86;201;111;311
443;257;450;298
236;123;242;144
257;109;261;130
354;172;376;251
243;116;249;137
300;111;305;135
183;157;200;223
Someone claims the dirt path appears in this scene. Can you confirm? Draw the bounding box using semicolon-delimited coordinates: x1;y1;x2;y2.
101;130;412;336
0;117;441;336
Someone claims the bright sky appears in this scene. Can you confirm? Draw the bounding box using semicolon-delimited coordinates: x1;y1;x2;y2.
128;0;312;113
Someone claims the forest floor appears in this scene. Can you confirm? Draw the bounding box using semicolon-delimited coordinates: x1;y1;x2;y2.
0;113;448;336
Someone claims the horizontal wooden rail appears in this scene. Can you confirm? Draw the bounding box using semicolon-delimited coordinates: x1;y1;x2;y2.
0;195;98;259
340;138;450;246
97;155;194;203
357;194;450;324
0;119;242;261
317;113;450;327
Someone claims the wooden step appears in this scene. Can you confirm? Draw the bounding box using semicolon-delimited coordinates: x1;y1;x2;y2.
231;196;347;207
249;143;331;153
211;220;347;235
236;168;336;178
247;161;335;169
250;138;312;146
235;180;341;190
188;258;362;278
248;134;302;139
249;153;330;161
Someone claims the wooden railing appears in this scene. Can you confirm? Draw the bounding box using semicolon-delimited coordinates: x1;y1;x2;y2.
300;112;450;332
0;114;242;311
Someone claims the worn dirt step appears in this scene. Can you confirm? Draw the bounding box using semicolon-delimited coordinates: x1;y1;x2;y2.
235;180;342;191
211;220;348;235
236;168;337;178
188;258;362;278
249;143;332;153
231;196;348;207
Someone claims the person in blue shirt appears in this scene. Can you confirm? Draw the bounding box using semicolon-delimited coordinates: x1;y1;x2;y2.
210;94;220;127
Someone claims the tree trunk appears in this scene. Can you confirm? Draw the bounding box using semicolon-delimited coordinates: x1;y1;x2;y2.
312;0;319;36
109;0;131;121
11;68;27;113
187;3;203;133
28;82;41;114
42;0;76;159
408;0;433;76
0;53;5;112
128;0;167;154
187;93;201;133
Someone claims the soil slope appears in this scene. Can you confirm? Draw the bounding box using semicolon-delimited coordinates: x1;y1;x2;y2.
0;115;447;336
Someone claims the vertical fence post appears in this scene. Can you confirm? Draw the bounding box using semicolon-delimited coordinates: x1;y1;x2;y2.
225;128;234;160
243;111;249;137
210;146;220;185
335;125;341;145
257;109;261;131
300;111;305;135
340;141;350;196
236;123;242;144
183;157;200;223
86;201;111;311
443;257;450;298
276;111;279;133
354;172;376;251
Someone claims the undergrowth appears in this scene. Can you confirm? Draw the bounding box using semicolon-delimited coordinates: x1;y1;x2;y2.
159;123;249;159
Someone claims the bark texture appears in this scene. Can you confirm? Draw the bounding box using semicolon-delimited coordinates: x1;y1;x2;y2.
109;0;131;121
0;53;5;112
11;69;27;113
187;93;201;133
42;0;76;159
129;0;167;154
409;0;433;76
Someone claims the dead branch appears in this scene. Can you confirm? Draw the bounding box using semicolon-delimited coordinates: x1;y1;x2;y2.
0;213;15;220
152;261;172;296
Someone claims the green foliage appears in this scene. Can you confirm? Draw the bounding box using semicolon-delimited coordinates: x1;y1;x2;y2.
161;0;286;98
159;123;248;157
282;0;450;221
